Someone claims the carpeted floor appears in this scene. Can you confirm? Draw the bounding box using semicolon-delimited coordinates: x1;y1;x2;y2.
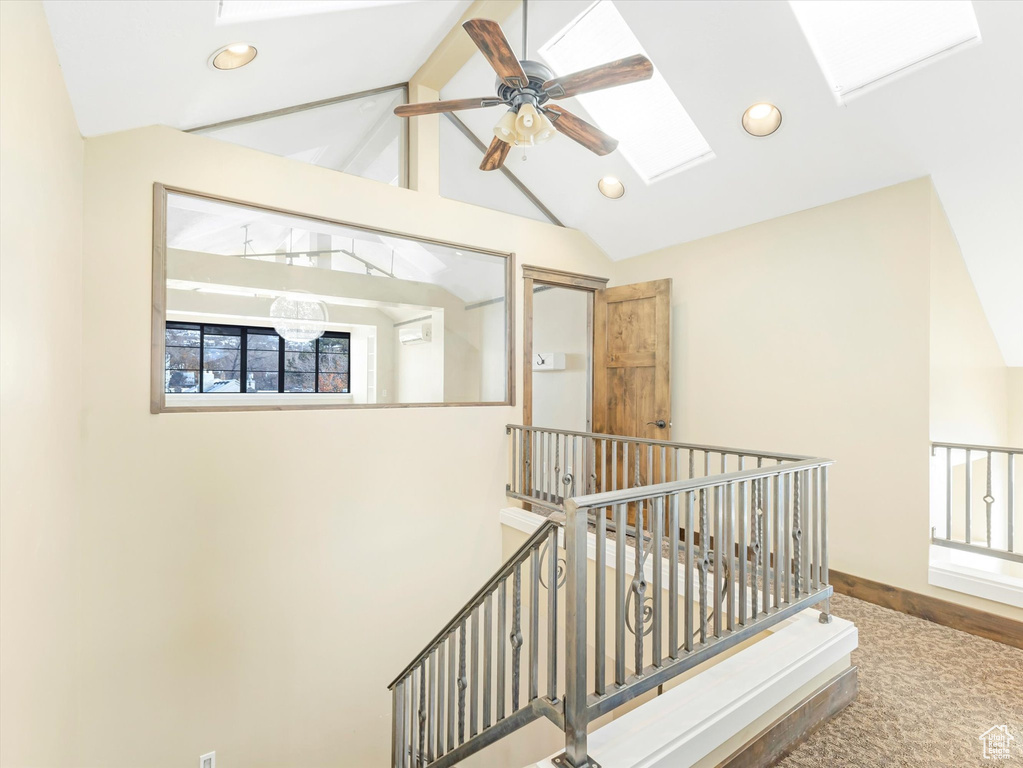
778;593;1023;768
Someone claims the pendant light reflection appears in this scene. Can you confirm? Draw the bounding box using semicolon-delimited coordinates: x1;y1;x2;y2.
493;104;556;147
269;294;329;342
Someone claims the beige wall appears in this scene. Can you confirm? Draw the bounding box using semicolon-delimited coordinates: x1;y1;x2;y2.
76;125;611;767
0;2;84;765
1010;369;1023;447
612;178;1022;622
929;186;1010;445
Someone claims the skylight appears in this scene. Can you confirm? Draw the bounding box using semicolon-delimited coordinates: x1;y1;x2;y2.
539;0;713;184
789;1;981;104
217;1;415;24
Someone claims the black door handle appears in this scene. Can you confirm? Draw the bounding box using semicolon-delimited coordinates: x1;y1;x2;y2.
647;420;667;429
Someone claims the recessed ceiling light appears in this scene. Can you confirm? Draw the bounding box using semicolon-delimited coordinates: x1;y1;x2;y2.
210;43;257;71
742;103;782;137
597;176;625;199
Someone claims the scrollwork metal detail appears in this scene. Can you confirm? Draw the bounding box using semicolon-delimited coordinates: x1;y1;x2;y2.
538;540;567;590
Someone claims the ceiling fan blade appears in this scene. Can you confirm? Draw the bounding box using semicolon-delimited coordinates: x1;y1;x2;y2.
543;54;653;99
544;105;618;156
394;97;502;117
480;137;511;172
462;19;529;89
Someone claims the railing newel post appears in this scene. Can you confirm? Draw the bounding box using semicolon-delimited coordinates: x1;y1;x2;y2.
563;498;592;767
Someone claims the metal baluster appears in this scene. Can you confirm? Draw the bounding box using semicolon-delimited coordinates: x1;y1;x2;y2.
762;475;771;612
699;483;709;643
418;662;426;766
483;594;493;730
547;526;558;701
945;447;952;540
600;439;608;493
726;481;735;631
783;473;791;605
669;492;680;658
685;492;694;652
511;564;522;712
409;669;417;767
427;651;436;762
393;679;405;768
821;466;829;585
738;478;748;625
634;493;645;673
554;433;561;502
497;580;506;722
713;484;723;637
789;472;797;597
652;495;663;666
529;546;539;701
436;638;446;757
750;477;760;618
647;443;654;487
622;441;629;495
612;437;618;493
595;504;607;696
1009;453;1016;553
470;607;479;737
773;474;782;610
965;448;972;544
635;442;642;495
458;620;467;745
819;466;832;623
615;502;627;685
804;469;813;593
447;633;455;749
661;445;667;488
986;451;994;549
811;468;820;591
689;449;695;479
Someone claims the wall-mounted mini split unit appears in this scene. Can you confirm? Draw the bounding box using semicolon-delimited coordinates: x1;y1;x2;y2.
399;323;432;345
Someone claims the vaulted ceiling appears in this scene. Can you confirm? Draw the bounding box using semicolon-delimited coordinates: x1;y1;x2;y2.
43;0;1022;364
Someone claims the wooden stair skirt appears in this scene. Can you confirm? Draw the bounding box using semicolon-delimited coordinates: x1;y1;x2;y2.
718;666;859;768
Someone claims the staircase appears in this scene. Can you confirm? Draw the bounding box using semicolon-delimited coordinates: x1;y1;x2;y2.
389;426;835;768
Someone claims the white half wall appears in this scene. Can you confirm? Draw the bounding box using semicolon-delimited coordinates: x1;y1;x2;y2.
77;123;612;767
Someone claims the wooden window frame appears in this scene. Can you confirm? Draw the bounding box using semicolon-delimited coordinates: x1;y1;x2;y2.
152;183;515;413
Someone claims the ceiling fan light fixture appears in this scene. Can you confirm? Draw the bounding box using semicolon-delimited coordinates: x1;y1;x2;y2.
494;109;518;144
742;102;782;137
210;43;257;70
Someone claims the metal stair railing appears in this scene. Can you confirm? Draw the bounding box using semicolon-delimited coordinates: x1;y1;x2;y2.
390;429;835;768
388;519;565;768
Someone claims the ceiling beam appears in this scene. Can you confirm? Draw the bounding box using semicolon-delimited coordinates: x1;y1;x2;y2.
411;0;519;92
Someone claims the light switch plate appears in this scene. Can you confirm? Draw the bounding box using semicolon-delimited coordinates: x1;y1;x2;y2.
200;751;215;768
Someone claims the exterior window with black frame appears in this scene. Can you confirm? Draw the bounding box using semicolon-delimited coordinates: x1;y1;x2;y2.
165;322;350;394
